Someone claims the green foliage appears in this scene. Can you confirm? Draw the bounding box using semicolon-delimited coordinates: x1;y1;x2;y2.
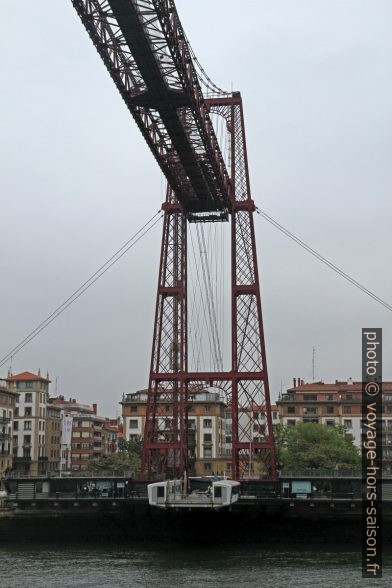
274;423;361;471
87;436;142;476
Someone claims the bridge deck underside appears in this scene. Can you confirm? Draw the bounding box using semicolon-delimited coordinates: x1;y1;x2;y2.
109;0;230;215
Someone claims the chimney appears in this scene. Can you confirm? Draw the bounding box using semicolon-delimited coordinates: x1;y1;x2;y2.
92;403;97;415
301;379;304;386
293;378;296;388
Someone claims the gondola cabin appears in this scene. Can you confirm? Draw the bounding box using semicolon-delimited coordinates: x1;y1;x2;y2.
148;479;240;509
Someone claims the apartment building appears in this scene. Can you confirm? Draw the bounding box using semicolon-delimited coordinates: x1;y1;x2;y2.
49;397;117;472
238;403;280;442
121;387;232;476
0;382;18;475
277;379;392;473
6;371;51;476
45;404;62;474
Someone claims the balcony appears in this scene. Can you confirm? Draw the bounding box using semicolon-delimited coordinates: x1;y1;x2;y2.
0;449;10;456
280;394;295;402
0;433;10;441
0;416;10;424
13;456;31;462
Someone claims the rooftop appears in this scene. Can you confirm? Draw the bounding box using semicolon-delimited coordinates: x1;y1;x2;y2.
6;370;50;383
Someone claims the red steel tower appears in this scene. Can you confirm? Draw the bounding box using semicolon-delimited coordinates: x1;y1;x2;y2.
143;93;277;480
71;0;277;481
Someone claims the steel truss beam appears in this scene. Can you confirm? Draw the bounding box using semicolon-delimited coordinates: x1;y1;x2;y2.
71;0;231;214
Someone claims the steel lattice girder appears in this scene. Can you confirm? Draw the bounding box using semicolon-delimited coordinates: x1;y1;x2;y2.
71;0;231;214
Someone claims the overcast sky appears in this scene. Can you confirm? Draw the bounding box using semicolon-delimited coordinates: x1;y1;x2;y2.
0;1;391;417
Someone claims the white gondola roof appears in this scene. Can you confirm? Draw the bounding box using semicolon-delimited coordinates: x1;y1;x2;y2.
213;480;240;487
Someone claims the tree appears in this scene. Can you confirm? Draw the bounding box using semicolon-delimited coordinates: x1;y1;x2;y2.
275;423;361;471
87;436;143;477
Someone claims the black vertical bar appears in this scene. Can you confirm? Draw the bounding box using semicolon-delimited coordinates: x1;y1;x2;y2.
362;328;382;578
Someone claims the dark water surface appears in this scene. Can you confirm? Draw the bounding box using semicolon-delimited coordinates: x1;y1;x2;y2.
0;543;391;587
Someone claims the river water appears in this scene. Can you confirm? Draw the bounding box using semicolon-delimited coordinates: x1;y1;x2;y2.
0;544;391;588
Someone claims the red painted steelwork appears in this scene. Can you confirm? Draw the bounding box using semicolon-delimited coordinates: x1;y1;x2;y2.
70;0;277;481
143;94;276;481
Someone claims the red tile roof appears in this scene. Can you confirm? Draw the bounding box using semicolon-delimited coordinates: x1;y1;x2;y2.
6;371;50;382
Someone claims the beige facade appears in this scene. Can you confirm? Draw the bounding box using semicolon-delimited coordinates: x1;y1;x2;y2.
0;384;18;475
277;379;392;473
6;371;50;476
121;388;232;476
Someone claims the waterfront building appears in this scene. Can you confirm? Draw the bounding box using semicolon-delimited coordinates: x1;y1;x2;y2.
6;371;51;476
49;397;117;472
0;381;19;475
121;387;232;476
277;379;392;473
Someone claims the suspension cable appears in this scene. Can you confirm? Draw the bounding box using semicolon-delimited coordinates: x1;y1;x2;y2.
0;211;163;368
255;207;392;313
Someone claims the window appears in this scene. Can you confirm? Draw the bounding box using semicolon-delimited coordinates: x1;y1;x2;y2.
25;382;33;389
346;394;353;401
24;421;32;431
326;420;335;427
203;433;212;443
253;412;259;419
25;393;32;403
287;406;295;414
304;394;317;401
327;406;334;414
204;405;211;412
344;406;352;414
203;419;212;428
344;420;352;429
129;419;138;429
303;418;319;423
225;436;232;443
287;419;296;426
204;448;212;458
24;407;32;417
325;394;333;401
13;421;18;431
273;412;277;420
130;405;138;413
303;407;318;415
204;463;212;471
23;435;31;445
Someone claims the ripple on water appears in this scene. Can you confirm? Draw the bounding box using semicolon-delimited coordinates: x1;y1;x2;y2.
0;544;391;588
